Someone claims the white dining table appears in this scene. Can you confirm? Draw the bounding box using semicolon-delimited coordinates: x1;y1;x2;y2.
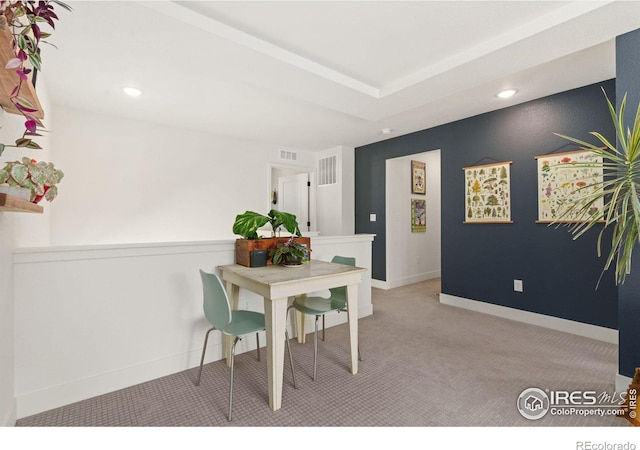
218;259;367;411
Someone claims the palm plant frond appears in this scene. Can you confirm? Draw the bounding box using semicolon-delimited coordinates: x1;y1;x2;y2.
553;88;640;286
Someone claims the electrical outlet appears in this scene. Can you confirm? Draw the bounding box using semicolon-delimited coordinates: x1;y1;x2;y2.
370;213;377;222
514;279;523;292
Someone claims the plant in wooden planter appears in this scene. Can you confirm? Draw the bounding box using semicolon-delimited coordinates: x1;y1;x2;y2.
0;156;63;202
0;0;71;156
232;209;302;239
232;209;310;266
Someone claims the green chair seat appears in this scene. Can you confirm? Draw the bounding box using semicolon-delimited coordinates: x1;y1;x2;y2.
287;255;358;381
291;296;345;316
222;310;265;337
195;270;295;421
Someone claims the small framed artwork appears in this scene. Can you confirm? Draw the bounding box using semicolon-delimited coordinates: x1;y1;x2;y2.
411;160;426;194
411;199;426;232
535;149;604;223
463;161;513;223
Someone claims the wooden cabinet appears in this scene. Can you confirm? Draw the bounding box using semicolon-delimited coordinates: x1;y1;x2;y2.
235;237;311;267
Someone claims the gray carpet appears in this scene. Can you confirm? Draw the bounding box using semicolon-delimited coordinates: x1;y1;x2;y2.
16;279;629;427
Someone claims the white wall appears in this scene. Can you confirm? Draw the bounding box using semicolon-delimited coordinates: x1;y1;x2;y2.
49;106;315;246
0;77;54;426
0;203;16;427
384;150;441;289
13;235;373;418
6;104;370;419
316;145;355;236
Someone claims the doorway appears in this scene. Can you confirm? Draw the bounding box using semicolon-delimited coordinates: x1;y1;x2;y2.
269;164;316;233
382;150;441;289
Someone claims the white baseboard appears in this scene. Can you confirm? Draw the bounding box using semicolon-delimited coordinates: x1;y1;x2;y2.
439;293;618;344
372;271;441;290
16;307;374;419
616;373;634;394
16;345;227;419
371;279;388;289
1;398;16;427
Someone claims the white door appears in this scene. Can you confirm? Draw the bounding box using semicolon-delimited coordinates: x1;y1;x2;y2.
278;173;309;232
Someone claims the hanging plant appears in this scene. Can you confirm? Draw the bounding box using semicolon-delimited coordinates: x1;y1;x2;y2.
554;88;640;286
0;0;71;156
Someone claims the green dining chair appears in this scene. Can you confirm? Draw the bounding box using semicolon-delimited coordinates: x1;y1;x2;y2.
287;255;360;381
195;270;297;421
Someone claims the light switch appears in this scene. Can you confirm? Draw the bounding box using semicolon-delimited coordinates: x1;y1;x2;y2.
370;214;376;222
514;279;523;292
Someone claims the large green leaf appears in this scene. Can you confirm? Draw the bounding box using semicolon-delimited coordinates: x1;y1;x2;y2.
232;211;270;239
268;209;301;237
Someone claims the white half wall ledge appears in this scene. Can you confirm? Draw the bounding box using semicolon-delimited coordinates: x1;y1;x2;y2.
12;235;375;419
439;293;618;345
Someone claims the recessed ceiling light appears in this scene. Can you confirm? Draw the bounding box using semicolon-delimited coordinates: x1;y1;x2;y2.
381;128;393;135
122;87;142;97
497;89;518;99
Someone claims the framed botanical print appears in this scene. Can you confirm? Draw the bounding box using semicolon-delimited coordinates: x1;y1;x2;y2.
411;160;426;194
463;161;512;223
535;149;604;223
411;199;426;232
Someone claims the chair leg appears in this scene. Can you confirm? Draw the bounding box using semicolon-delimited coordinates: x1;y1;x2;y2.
284;305;298;388
313;314;319;381
228;336;239;422
195;327;215;386
322;314;325;341
285;328;298;388
256;333;260;362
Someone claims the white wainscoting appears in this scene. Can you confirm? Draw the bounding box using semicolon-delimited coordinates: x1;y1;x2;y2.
13;235;373;419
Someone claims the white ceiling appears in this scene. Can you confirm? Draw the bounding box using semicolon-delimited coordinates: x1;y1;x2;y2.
40;1;640;151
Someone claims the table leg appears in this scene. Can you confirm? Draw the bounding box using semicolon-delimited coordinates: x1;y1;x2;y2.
225;281;240;368
293;294;307;344
346;284;359;375
264;296;287;411
295;309;306;344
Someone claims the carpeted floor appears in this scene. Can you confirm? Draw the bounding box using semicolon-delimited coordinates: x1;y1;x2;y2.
16;279;629;427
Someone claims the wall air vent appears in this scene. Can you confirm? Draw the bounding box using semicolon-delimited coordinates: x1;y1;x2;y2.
279;149;298;161
318;155;337;186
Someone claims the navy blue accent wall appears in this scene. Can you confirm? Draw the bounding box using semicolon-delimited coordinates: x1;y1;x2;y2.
615;29;640;378
356;80;618;329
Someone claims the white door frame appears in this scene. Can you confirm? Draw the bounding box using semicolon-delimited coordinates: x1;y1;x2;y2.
268;163;317;233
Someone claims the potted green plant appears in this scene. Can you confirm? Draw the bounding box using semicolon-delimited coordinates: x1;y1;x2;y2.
553;88;640;286
0;156;63;202
232;209;310;267
232;209;302;239
269;235;310;266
